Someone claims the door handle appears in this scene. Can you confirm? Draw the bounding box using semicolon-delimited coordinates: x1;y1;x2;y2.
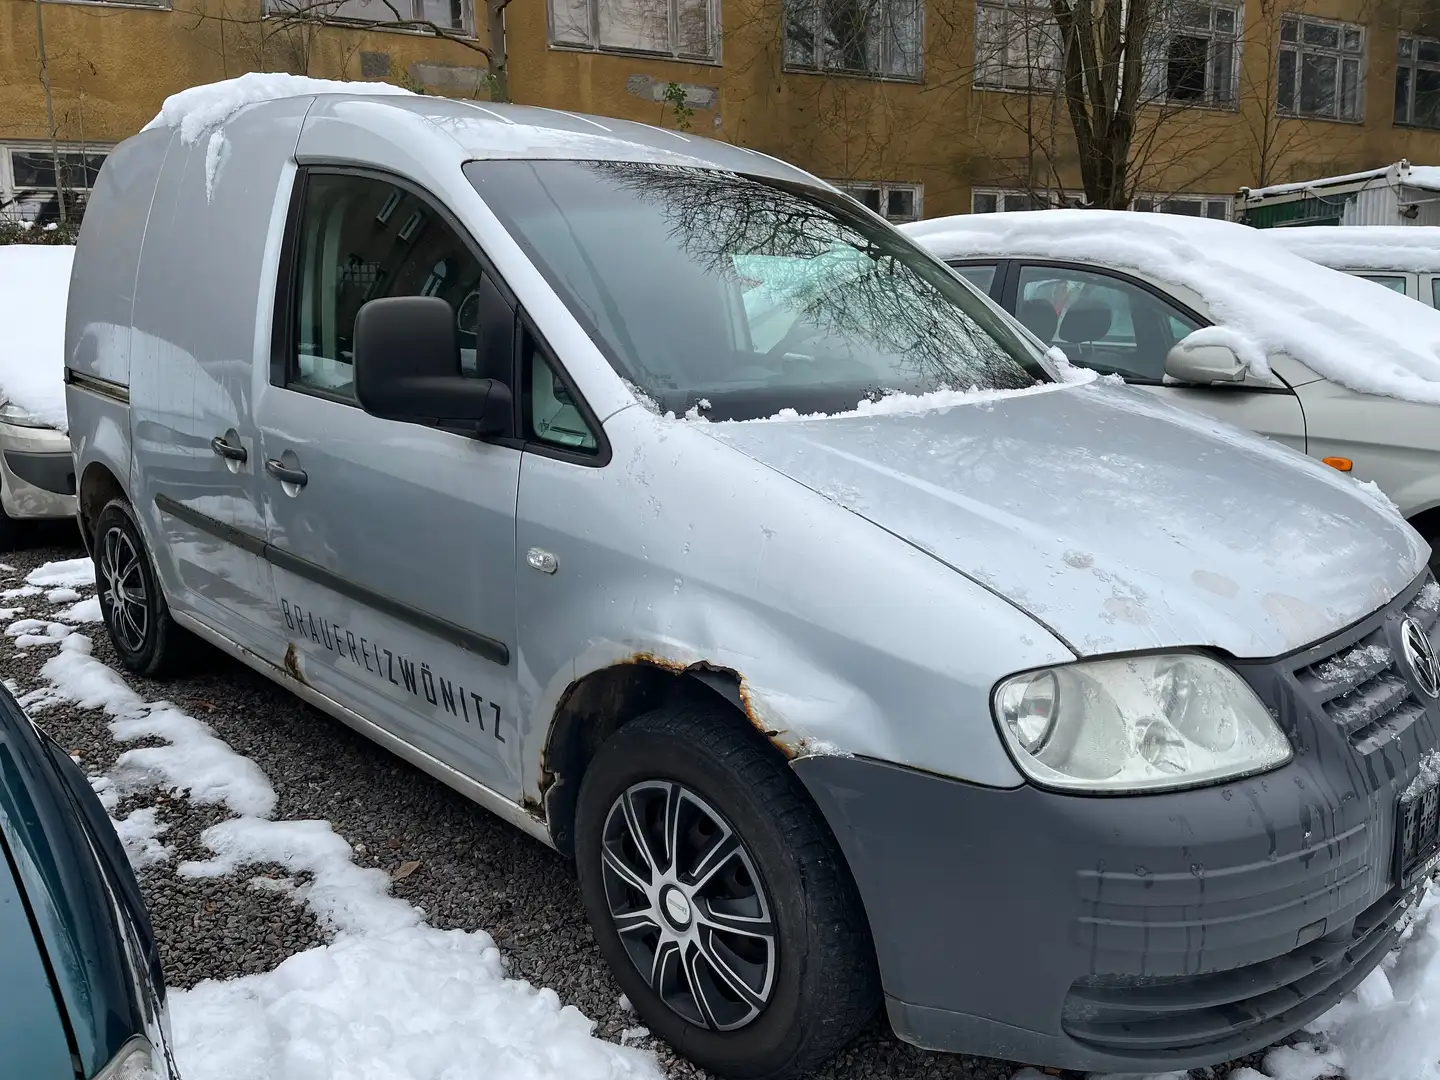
210;435;247;463
265;458;308;487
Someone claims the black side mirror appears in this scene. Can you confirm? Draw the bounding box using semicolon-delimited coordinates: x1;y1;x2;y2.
353;296;512;436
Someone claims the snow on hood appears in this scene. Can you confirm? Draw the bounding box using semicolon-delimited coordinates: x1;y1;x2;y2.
1265;225;1440;274
0;245;72;432
706;379;1425;659
903;210;1440;406
143;73;413;145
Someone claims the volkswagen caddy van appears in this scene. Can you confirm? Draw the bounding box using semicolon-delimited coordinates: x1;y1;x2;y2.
65;81;1440;1079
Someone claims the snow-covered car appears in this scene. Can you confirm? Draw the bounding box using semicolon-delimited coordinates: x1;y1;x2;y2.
905;210;1440;566
0;679;178;1080
64;77;1440;1079
0;245;80;546
1263;225;1440;307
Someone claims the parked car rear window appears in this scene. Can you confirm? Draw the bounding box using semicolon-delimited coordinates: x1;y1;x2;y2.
466;160;1047;420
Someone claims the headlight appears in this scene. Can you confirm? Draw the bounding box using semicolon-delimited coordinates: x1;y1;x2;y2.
0;400;50;428
993;653;1291;793
95;1037;160;1080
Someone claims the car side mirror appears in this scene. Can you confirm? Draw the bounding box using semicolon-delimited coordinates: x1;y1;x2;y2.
1164;338;1246;384
354;296;512;436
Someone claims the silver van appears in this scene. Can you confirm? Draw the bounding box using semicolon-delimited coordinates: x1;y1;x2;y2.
66;87;1440;1079
1264;225;1440;307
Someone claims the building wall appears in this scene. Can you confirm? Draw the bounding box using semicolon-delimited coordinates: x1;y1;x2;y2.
3;0;1440;222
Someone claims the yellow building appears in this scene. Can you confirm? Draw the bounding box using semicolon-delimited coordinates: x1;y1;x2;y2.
3;0;1440;224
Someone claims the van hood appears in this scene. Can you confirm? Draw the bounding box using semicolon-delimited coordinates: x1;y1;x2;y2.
706;382;1427;659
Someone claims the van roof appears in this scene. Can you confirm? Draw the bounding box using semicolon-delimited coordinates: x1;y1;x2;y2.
143;74;819;187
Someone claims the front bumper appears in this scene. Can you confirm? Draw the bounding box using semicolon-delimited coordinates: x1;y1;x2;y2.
0;421;77;521
794;574;1440;1074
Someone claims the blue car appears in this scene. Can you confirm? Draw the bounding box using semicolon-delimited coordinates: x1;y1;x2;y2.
0;683;177;1079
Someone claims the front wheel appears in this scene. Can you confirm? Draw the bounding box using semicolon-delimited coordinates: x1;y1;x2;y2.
93;498;189;677
575;703;879;1079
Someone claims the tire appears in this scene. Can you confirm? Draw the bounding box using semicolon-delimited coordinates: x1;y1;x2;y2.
93;498;188;677
575;703;879;1079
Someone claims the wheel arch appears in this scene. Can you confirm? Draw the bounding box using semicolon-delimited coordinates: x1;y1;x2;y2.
77;461;128;556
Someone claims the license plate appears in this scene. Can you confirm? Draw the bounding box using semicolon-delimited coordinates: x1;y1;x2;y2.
1397;772;1440;890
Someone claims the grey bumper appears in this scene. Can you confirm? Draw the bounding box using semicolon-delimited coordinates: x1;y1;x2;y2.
0;422;77;521
793;575;1440;1074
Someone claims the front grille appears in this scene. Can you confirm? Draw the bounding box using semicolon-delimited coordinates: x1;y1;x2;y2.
1062;889;1410;1053
1294;578;1440;751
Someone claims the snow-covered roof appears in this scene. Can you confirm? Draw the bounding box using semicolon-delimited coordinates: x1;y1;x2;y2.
1263;226;1440;274
1242;161;1440;200
143;73;812;183
902;210;1440;406
0;245;72;431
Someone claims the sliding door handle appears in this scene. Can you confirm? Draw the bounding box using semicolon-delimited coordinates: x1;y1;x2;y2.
265;458;308;487
210;435;247;463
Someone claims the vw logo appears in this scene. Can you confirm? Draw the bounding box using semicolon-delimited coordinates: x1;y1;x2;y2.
1401;617;1440;699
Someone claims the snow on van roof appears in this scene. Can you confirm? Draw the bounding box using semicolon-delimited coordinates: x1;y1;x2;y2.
1263;226;1440;274
144;72;414;144
903;209;1440;406
0;245;72;432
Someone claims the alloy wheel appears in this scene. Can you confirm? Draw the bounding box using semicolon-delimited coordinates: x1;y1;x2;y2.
600;780;777;1031
100;525;149;653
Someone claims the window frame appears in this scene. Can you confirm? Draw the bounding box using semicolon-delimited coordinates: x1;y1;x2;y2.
782;0;925;82
1395;34;1440;128
269;165;611;468
973;0;1062;91
0;141;112;224
1277;13;1366;123
1143;0;1241;109
971;187;1083;213
1131;193;1233;219
262;0;475;36
547;0;721;63
833;179;924;222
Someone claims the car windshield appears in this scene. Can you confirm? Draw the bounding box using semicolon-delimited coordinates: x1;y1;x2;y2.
465;160;1048;420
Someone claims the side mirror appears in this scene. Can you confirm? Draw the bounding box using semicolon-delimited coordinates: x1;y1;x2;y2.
1164;338;1246;384
354;296;511;435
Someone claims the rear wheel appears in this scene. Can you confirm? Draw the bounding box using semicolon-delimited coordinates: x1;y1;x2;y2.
93;498;188;676
575;702;879;1079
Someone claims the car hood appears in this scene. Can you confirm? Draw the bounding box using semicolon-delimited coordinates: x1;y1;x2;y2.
705;381;1427;659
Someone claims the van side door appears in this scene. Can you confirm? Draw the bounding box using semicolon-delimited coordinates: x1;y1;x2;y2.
1000;261;1309;454
254;168;522;797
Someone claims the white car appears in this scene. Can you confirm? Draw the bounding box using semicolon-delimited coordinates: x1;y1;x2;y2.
1264;225;1440;307
905;210;1440;566
0;244;80;547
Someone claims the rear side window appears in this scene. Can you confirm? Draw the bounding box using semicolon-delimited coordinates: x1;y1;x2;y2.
1354;273;1408;295
951;264;997;294
287;173;508;399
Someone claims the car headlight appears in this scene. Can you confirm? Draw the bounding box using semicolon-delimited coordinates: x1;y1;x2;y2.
993;653;1292;793
0;400;51;428
95;1036;160;1080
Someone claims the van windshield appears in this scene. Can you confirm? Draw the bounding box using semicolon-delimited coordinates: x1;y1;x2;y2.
465;160;1048;420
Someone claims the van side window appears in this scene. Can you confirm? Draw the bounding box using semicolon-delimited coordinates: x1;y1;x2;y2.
523;330;598;454
289;174;509;399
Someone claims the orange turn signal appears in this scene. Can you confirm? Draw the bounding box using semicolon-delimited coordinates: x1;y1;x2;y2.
1323;457;1354;472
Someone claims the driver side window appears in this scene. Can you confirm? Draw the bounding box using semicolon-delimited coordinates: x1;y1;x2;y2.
1015;265;1199;382
289;173;498;400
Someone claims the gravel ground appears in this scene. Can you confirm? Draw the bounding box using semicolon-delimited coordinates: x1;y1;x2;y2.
1;537;1277;1080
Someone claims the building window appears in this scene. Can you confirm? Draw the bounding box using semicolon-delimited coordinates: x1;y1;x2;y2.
1143;1;1239;106
836;181;922;222
1277;15;1364;121
783;0;923;80
549;0;717;59
1396;36;1440;127
1133;194;1231;219
266;0;472;32
0;142;109;224
971;188;1079;212
974;0;1061;90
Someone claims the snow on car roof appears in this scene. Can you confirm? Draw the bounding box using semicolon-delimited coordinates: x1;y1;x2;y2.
0;244;72;432
143;73;812;182
903;210;1440;406
1264;226;1440;274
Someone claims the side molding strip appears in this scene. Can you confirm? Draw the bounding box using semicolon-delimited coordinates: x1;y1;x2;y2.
63;369;131;405
154;493;510;667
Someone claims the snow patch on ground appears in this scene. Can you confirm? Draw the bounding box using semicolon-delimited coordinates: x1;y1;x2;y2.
46;587;82;604
12;560;661;1080
0;245;73;431
57;595;103;623
27;558;96;588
